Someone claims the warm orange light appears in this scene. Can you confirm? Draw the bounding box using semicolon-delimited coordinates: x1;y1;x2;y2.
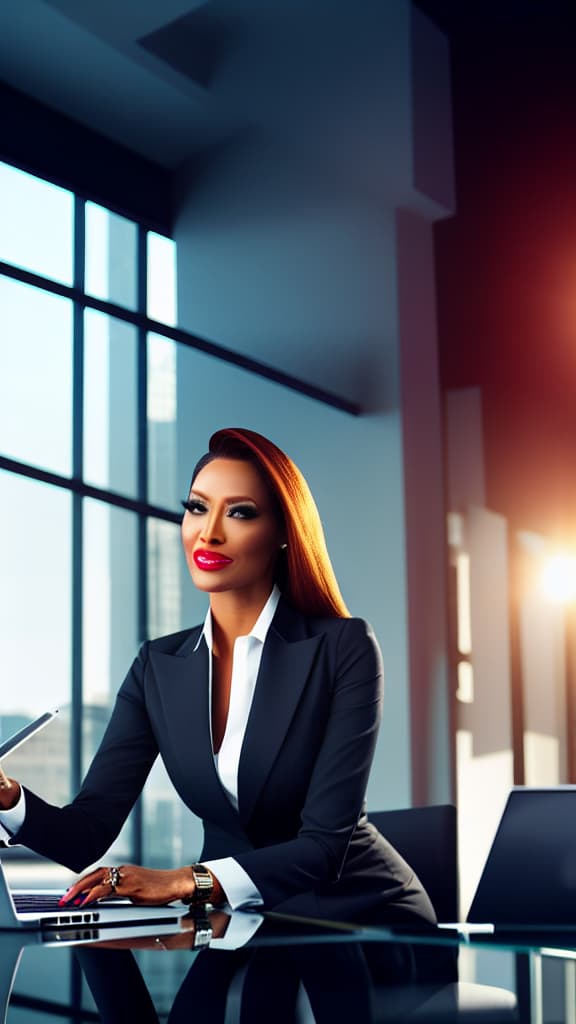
541;554;576;604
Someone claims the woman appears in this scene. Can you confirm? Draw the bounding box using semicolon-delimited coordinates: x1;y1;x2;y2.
0;427;434;925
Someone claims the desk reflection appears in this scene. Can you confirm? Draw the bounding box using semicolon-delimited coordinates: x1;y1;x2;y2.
74;917;457;1024
7;912;531;1024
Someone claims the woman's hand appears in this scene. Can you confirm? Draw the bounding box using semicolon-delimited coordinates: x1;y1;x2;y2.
0;763;21;810
60;863;198;907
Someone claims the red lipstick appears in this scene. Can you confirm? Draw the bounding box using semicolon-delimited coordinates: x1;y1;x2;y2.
193;549;234;571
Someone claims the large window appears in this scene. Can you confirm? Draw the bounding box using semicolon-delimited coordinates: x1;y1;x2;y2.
0;161;188;865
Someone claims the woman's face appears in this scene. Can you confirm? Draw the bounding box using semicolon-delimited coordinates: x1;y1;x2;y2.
181;457;284;602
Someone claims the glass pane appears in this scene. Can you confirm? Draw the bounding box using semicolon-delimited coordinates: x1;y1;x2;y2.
0;161;73;284
0;473;71;804
0;278;72;474
143;517;204;868
83;309;138;497
85;202;137;310
82;500;139;708
148;333;178;508
147;231;177;326
83;499;139;860
147;518;183;639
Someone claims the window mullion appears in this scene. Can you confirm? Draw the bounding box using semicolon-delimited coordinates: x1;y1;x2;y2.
71;196;85;797
137;224;148;644
132;225;148;866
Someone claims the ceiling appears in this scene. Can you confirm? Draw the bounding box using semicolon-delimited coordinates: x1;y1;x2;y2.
0;0;393;170
4;2;576;171
0;0;258;167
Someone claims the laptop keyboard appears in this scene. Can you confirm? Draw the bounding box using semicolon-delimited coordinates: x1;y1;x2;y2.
14;894;67;911
14;894;125;912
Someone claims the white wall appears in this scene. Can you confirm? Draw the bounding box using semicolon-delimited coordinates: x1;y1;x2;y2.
446;390;514;913
171;0;454;810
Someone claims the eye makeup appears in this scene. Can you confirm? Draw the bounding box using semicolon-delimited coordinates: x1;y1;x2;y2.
180;498;259;519
227;504;258;519
181;499;206;515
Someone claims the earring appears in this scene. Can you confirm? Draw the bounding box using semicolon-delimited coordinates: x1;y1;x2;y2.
280;543;288;550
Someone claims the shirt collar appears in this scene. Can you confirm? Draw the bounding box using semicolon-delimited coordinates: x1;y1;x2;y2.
193;584;281;653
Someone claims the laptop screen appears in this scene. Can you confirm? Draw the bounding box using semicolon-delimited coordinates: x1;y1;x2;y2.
0;710;59;761
467;787;576;926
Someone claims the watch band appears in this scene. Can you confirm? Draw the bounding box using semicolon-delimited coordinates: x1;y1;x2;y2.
182;863;214;905
192;913;213;949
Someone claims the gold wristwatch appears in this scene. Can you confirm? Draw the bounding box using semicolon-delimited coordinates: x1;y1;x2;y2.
182;863;214;905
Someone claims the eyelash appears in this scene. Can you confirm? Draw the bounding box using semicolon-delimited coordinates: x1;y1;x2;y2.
181;500;205;515
180;500;258;520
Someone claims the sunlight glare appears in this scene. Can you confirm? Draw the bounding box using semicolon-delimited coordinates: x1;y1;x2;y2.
541;554;576;604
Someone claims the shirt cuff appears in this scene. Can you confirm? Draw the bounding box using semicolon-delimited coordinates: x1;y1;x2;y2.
202;857;263;910
0;788;26;845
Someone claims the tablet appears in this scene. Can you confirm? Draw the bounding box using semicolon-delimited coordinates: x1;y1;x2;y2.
0;709;60;760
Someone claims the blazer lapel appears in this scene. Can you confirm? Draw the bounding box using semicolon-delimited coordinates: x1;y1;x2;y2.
148;636;238;828
238;601;324;826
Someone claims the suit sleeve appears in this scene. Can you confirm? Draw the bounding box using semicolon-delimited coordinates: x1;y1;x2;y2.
234;618;384;908
14;643;159;872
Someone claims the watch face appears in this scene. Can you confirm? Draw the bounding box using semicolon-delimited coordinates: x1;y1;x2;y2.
193;867;213;886
182;865;212;904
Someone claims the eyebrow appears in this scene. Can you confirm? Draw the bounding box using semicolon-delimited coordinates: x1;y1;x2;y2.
189;489;259;504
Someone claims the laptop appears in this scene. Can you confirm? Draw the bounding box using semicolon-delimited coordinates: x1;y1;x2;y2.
1;857;189;931
0;713;189;931
465;786;576;931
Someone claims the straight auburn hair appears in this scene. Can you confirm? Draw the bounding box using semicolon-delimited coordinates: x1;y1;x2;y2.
190;428;350;619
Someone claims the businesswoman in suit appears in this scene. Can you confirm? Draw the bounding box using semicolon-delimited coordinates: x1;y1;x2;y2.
0;427;434;926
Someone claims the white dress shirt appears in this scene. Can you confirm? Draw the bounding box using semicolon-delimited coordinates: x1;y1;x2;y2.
0;586;281;911
200;584;280;908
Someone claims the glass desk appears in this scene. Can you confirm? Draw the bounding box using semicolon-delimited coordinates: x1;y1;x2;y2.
3;910;576;1023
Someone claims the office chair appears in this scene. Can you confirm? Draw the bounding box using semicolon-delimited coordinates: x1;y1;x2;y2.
368;806;519;1022
369;805;459;922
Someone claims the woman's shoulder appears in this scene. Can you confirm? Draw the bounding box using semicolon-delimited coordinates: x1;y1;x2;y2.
333;616;383;658
302;607;376;636
306;614;384;684
286;601;380;651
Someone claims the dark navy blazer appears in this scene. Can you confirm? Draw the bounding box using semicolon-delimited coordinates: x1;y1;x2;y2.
16;598;433;923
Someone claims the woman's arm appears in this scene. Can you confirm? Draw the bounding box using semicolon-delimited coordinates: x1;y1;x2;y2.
234;618;383;908
13;643;160;871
